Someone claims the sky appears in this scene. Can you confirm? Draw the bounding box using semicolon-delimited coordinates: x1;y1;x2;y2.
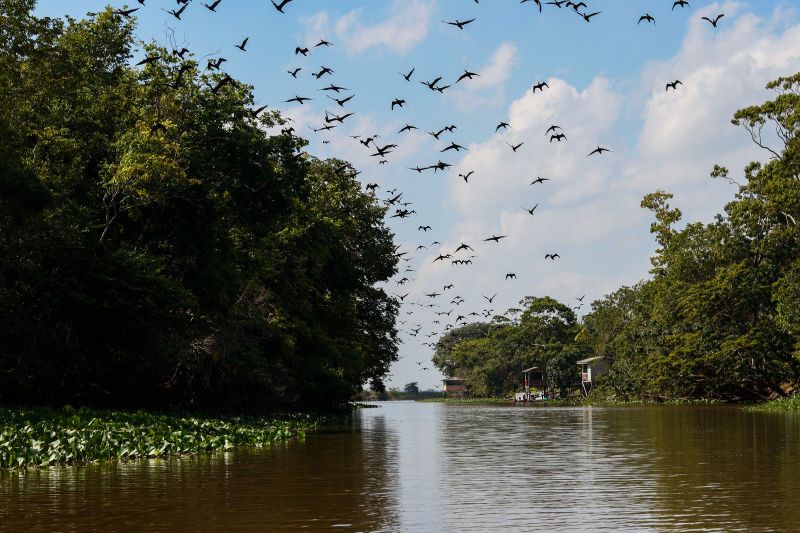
37;0;800;391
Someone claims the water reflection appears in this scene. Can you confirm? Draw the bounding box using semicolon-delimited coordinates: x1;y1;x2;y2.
1;404;798;531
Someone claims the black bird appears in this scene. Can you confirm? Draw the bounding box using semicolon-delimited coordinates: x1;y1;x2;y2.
459;171;475;182
315;39;332;47
401;67;415;81
455;243;473;253
577;295;585;302
250;104;268;118
288;67;302;77
418;225;432;231
441;142;466;152
532;81;549;93
506;273;517;279
328;94;354;106
398;124;418;133
443;18;476;29
391;98;406;110
638;14;655;25
272;0;293;13
484;235;507;242
545;125;561;135
587;145;611;156
366;183;379;191
701;13;724;27
582;11;601;22
295;47;309;56
483;293;497;303
285;95;312;104
496;121;510;132
428;128;446;140
207;57;227;70
172;47;190;58
550;133;567;142
235;37;249;51
523;204;539;215
210;75;234;94
545;253;560;260
321;84;348;93
530;176;550;185
113;7;139;18
456;70;480;82
314;66;334;79
136;54;160;66
203;0;222;11
421;76;443;91
666;80;683;91
165;3;188;19
672;0;689;9
507;141;525;152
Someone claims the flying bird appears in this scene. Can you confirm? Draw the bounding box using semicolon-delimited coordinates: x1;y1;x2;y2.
456;70;480;83
587;145;611;156
532;81;549;93
391;98;406;110
484;235;507;242
545;253;560;260
272;0;294;13
701;14;724;27
523;204;539;215
401;67;415;81
666;80;683;91
443;18;476;30
638;14;655;25
530;176;550;185
672;0;689;9
234;37;249;51
507;141;525;152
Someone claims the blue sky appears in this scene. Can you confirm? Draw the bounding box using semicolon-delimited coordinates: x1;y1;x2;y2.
37;0;800;390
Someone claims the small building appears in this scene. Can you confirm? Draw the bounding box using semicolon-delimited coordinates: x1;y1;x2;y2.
442;378;467;397
577;356;608;396
518;366;547;401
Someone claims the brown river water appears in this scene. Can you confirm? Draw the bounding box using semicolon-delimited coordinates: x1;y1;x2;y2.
1;402;799;532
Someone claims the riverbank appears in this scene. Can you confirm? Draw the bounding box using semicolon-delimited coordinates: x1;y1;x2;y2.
748;396;800;412
418;397;727;407
0;406;321;469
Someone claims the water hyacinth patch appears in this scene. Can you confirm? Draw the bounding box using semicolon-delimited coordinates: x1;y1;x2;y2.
0;407;320;469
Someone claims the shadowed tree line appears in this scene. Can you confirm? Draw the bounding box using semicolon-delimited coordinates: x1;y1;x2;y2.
434;74;800;401
0;3;399;412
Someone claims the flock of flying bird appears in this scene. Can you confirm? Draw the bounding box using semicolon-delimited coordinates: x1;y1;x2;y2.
113;0;725;388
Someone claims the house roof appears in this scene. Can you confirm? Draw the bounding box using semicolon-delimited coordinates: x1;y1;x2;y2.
576;356;605;365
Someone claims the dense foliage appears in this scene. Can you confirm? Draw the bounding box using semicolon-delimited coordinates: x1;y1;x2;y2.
434;74;800;402
0;406;318;468
432;297;581;397
0;2;398;411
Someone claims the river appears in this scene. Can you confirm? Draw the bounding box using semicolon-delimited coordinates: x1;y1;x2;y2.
1;402;798;531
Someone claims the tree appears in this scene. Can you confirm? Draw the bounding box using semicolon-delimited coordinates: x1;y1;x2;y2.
403;382;419;395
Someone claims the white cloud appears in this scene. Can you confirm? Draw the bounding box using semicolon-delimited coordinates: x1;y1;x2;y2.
305;0;435;56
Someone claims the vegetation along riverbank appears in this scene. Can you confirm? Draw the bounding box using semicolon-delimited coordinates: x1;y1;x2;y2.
0;406;321;469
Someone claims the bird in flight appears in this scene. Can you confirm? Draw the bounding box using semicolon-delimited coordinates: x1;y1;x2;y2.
523;204;539;215
443;18;476;30
287;67;301;78
638;14;655;25
550;133;567;143
483;293;497;303
702;14;724;27
113;7;139;18
484;235;507;242
506;273;517;279
235;37;249;51
401;67;415;81
530;176;550;185
545;125;561;135
203;0;222;11
295;46;309;56
391;98;406;110
672;0;689;9
459;171;475;182
582;11;601;22
545;253;561;260
165;3;188;19
418;225;432;231
507;141;525;152
456;70;480;83
272;0;294;13
532;81;549;93
587;145;612;156
285;95;311;105
666;80;683;91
